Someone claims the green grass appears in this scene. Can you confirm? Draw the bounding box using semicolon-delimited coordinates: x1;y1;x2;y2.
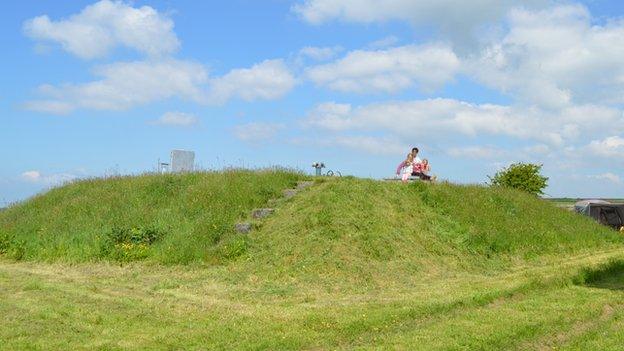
0;169;304;264
1;173;624;349
212;178;621;294
2;252;623;350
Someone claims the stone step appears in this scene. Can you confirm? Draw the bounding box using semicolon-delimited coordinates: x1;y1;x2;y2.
282;189;298;199
296;181;314;190
235;222;252;234
236;184;311;235
251;208;274;219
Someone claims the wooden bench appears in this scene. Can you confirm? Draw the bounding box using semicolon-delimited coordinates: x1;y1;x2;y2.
383;176;422;182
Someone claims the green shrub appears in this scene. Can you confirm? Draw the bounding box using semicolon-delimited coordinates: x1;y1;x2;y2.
489;163;548;195
99;226;164;262
109;226;162;245
0;230;26;260
218;235;249;260
0;231;11;254
9;239;27;261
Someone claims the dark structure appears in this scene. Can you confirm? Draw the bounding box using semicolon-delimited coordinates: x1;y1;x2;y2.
574;200;624;230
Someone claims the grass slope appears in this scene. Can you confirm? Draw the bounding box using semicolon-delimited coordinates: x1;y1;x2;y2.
1;173;624;349
231;178;623;289
0;169;304;264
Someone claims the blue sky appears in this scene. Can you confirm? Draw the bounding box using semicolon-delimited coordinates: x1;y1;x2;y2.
2;0;624;205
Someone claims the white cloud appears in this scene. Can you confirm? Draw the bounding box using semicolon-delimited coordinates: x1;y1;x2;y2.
302;98;624;184
233;122;284;142
327;135;406;155
368;35;399;49
590;173;621;184
305;99;544;142
25;58;298;113
292;0;547;50
23;3;297;113
295;3;624;106
292;134;407;155
303;99;610;146
22;100;74;115
523;144;551;155
208;59;296;104
587;136;624;158
306;44;460;93
24;0;179;59
298;46;343;61
25;59;208;113
152;112;198;127
447;146;507;159
469;4;624;108
302;102;354;130
21;171;41;182
21;170;77;186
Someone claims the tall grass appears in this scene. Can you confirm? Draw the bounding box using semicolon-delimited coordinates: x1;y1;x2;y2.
1;174;621;269
412;181;622;256
234;178;624;287
0;169;304;264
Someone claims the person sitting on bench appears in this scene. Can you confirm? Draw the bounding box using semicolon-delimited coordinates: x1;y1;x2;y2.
398;153;415;183
416;158;435;181
396;147;432;181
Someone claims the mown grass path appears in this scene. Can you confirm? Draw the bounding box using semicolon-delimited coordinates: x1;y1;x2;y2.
2;248;623;350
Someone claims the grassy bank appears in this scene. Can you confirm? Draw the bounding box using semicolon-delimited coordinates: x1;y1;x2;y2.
1;174;620;270
1;173;623;349
0;169;304;264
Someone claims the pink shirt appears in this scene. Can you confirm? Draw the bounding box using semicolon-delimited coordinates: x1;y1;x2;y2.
395;157;423;175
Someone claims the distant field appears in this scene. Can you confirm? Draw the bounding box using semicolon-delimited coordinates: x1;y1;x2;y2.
546;198;624;209
1;173;624;349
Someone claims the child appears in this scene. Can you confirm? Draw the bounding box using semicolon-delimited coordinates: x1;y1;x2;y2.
399;153;414;183
413;159;436;181
421;159;431;174
420;158;436;180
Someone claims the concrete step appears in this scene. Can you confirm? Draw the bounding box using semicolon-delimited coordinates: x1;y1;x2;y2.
236;183;311;234
296;181;314;190
283;189;298;199
235;222;252;234
251;208;274;219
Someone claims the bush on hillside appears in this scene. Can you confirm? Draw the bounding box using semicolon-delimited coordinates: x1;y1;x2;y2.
0;231;11;254
0;231;27;260
98;226;164;262
489;163;548;196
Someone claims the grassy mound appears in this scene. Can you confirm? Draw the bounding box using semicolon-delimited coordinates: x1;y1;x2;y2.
0;173;621;271
0;169;304;264
2;174;624;349
234;178;623;287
